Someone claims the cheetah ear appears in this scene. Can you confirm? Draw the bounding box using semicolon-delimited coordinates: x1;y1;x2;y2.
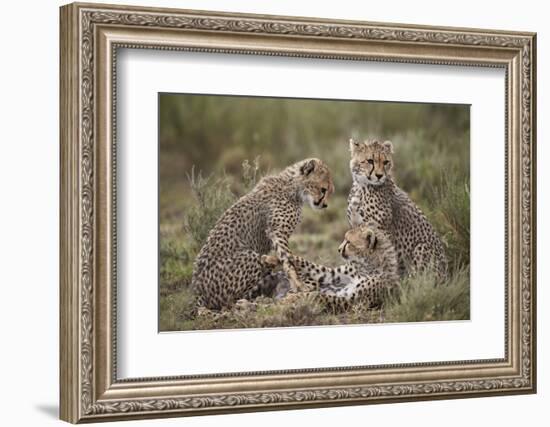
382;140;394;154
349;138;362;153
300;159;316;176
364;229;377;250
371;236;378;250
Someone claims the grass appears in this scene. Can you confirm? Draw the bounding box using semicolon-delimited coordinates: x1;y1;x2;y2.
158;267;470;331
182;167;236;254
431;172;470;271
384;268;470;322
158;270;470;332
160;292;382;331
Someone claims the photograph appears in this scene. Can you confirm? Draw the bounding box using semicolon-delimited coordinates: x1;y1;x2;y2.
158;94;471;331
56;2;536;422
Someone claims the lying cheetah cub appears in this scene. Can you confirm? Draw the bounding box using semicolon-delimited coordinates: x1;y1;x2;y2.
192;158;334;310
347;138;448;281
289;223;399;312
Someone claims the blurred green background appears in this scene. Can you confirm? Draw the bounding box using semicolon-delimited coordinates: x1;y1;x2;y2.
159;93;470;331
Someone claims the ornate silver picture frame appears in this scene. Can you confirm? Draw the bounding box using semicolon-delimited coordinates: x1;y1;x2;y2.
60;2;536;423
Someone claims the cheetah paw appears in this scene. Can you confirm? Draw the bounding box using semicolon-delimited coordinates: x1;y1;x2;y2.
235;299;257;311
261;254;280;268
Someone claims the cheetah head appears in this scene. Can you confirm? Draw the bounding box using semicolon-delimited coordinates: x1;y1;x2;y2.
338;223;389;261
296;158;335;210
349;138;393;186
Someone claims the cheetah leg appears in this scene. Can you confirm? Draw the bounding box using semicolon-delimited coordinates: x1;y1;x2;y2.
225;250;269;305
317;292;354;314
287;255;336;292
411;243;446;281
347;195;364;227
245;254;286;299
282;289;351;314
284;259;310;293
260;254;280;269
195;250;283;309
269;234;310;293
289;254;356;291
281;289;319;305
318;276;382;313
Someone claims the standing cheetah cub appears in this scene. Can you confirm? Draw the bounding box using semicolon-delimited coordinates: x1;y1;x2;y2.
347;138;448;280
192;158;334;310
289;223;399;312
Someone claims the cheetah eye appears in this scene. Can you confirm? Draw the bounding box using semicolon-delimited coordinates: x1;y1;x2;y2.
367;159;374;165
321;187;327;194
383;160;390;165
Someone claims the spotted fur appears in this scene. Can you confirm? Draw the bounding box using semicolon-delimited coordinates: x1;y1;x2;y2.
289;223;399;313
192;158;334;310
347;138;448;280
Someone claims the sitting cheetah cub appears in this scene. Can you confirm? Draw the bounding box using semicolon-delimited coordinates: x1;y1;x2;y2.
289;223;399;312
192;158;334;310
347;138;448;281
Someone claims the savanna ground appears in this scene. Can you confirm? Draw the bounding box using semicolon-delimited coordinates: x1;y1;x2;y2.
159;94;470;331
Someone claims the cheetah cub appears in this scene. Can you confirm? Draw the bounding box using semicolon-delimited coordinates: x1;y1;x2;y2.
192;158;334;310
347;138;448;281
289;223;399;312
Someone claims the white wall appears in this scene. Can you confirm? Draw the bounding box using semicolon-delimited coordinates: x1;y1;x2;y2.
0;0;545;426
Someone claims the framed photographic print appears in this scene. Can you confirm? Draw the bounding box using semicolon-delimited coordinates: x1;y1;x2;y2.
60;2;537;423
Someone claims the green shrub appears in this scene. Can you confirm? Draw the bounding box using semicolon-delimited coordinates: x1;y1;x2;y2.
159;237;194;291
391;130;469;206
384;267;470;323
241;156;262;192
159;287;199;331
431;172;470;271
183;166;236;253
